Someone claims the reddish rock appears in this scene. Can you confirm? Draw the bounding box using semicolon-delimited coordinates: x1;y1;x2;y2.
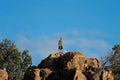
61;52;86;70
0;69;8;80
85;58;102;69
102;67;114;80
22;66;39;80
22;66;52;80
38;53;64;70
73;68;87;80
23;52;114;80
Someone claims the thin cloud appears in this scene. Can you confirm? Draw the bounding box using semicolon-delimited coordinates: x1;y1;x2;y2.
17;35;60;65
64;37;111;57
17;35;58;56
16;29;112;65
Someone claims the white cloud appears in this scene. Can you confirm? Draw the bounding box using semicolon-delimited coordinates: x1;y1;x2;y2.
16;29;112;65
63;37;111;57
17;35;58;55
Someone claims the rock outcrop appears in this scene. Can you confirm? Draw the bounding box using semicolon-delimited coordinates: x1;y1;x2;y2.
0;69;8;80
23;52;114;80
102;66;114;80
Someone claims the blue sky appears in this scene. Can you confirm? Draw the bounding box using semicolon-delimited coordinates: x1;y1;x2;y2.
0;0;120;65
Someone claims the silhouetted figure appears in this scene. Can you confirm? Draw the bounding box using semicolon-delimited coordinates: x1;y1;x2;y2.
58;37;63;53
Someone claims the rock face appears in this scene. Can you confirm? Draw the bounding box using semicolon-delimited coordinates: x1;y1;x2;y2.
102;66;114;80
23;52;114;80
0;69;8;80
38;52;86;71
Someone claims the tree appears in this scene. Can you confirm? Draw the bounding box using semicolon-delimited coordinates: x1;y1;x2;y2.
100;44;120;80
0;39;32;80
110;44;120;79
21;50;32;77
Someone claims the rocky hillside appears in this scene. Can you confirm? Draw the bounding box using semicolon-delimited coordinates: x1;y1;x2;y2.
23;52;114;80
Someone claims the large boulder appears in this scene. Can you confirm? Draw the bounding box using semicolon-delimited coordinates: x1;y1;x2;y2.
46;68;87;80
38;52;86;71
61;52;86;70
22;66;39;80
40;68;53;80
23;52;114;80
22;66;52;80
83;58;103;80
85;58;102;69
0;69;8;80
102;66;114;80
73;68;87;80
38;53;64;70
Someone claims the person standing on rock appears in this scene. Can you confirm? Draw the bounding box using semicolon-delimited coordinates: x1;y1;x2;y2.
58;37;63;53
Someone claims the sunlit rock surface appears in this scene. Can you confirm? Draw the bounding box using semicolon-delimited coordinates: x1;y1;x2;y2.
0;69;8;80
23;52;114;80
